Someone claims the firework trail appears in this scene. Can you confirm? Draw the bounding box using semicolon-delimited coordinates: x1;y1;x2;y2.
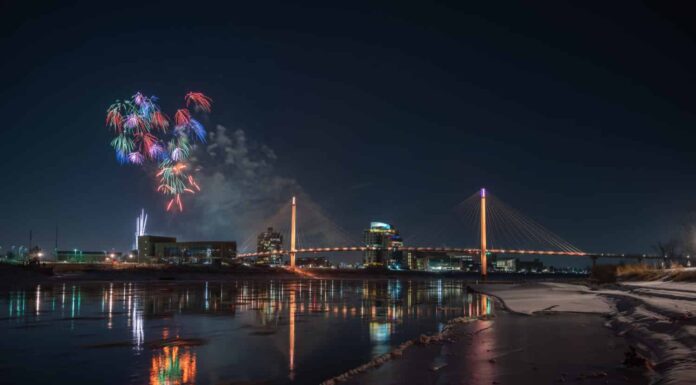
134;209;148;250
106;91;212;212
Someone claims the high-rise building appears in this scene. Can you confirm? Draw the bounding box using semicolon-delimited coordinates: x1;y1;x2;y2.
256;227;283;265
389;234;407;269
363;222;404;267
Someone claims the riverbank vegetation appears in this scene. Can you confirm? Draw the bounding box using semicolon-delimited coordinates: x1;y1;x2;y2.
616;264;696;282
591;263;696;283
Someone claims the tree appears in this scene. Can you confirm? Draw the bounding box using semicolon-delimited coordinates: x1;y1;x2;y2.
653;239;681;259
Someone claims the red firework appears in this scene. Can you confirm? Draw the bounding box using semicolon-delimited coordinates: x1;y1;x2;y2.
106;110;123;133
166;194;184;212
188;175;201;191
185;92;212;112
136;132;158;157
151;111;169;132
174;109;191;126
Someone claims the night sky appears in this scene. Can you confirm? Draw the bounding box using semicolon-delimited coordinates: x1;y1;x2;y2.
2;1;696;262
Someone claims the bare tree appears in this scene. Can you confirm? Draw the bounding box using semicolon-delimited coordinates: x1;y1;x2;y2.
653;239;681;258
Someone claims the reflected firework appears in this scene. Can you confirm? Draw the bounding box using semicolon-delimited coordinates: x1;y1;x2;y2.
0;280;492;385
150;345;197;385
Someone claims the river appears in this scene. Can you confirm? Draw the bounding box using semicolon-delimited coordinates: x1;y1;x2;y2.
0;279;491;385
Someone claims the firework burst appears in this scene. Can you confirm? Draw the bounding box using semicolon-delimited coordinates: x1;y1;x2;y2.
185;92;213;112
174;109;191;126
150;111;169;132
105;91;213;211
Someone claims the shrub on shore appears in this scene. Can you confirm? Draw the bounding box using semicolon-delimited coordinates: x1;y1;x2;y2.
614;263;696;282
616;264;666;281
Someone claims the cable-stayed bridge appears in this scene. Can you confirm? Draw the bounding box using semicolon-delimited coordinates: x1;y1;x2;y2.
236;189;659;276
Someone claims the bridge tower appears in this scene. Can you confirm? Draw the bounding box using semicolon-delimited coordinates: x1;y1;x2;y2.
480;188;487;277
290;196;297;268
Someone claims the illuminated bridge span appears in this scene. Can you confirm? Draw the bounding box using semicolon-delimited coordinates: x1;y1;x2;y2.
237;247;649;259
238;190;660;277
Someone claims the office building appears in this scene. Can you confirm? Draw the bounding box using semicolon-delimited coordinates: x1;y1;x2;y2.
495;258;517;272
138;235;177;261
389;234;406;269
405;251;478;272
155;241;237;265
456;255;478;272
138;235;237;265
363;222;403;267
256;227;283;265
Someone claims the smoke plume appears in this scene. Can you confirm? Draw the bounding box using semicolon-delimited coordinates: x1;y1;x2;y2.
177;124;302;243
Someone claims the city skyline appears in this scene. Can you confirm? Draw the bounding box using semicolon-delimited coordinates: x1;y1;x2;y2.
2;3;695;385
3;2;696;261
11;191;664;271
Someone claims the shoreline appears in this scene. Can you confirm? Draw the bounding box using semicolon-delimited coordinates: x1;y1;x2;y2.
387;280;695;385
319;315;487;385
328;286;649;385
322;281;693;385
0;263;589;289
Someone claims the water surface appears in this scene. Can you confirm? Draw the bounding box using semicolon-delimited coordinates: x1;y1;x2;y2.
0;279;491;385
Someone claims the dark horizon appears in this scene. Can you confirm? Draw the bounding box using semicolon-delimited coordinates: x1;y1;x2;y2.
3;1;696;263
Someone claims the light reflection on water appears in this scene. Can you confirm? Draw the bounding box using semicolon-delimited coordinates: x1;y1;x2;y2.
150;345;197;385
0;279;492;385
150;329;197;385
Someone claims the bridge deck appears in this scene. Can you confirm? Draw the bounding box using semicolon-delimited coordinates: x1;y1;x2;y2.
237;246;658;259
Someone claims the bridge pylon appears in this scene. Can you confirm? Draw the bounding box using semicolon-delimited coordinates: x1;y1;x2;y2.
290;196;297;268
480;188;487;277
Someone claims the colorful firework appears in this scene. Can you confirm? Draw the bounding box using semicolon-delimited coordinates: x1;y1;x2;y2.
185;92;213;112
106;91;212;211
